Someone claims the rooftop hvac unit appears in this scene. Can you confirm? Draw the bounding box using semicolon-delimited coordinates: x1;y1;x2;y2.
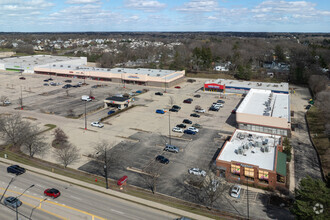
263;112;270;116
238;147;243;154
263;139;269;145
265;146;269;152
261;146;265;152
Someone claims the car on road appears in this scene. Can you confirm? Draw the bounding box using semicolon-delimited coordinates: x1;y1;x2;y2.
155;92;163;96
43;83;49;86
305;105;311;110
184;129;196;135
190;113;200;118
174;86;181;89
156;109;165;114
172;105;181;110
7;165;26;175
175;217;192;220
188;127;199;133
188;168;206;177
230;185;241;198
194;109;205;113
194;94;201;98
183;99;192;104
172;127;183;133
91;121;104;128
19;77;26;80
64;79;72;83
176;124;186;128
164;144;179;153
183;119;192;124
169;108;179;112
44;188;61;198
217;100;225;103
155;155;169;164
4;197;22;208
108;110;115;115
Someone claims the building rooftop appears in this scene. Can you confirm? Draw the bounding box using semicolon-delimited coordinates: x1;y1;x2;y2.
204;79;289;93
0;55;84;68
236;88;290;121
217;129;282;171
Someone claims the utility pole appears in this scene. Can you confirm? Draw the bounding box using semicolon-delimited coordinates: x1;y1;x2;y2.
16;184;34;220
104;148;109;189
84;100;87;130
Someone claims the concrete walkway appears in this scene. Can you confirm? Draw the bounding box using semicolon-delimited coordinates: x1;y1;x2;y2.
0;157;213;220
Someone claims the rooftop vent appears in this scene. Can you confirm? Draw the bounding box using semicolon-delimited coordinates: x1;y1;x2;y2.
118;69;121;72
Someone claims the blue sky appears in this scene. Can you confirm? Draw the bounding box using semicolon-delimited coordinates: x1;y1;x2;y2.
0;0;329;32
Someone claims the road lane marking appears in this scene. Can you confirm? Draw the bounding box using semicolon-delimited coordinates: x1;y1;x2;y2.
110;209;124;215
22;200;68;220
1;187;107;220
69;195;82;201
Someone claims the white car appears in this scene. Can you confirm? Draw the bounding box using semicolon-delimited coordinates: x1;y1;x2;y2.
188;168;206;177
188;127;199;133
230;185;241;198
172;127;183;133
213;103;223;108
4;100;11;105
91;121;104;128
195;109;205;113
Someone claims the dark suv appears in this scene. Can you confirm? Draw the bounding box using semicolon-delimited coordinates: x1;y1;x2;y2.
7;165;26;175
155;92;163;96
172;105;181;110
183;119;192;124
176;124;186;128
155;155;169;164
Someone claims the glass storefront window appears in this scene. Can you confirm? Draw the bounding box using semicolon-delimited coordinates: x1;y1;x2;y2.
231;165;240;175
244;167;254;177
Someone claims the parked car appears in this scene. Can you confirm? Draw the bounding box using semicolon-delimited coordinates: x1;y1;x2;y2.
4;197;22;208
48;78;53;81
164;144;179;153
305;105;311;110
192;123;202;128
172;127;183;133
4;100;11;105
176;124;186;128
213;103;223;108
50;82;56;86
187;79;196;83
43;83;49;86
182;119;192;124
156;109;165;114
44;79;49;82
194;109;205;113
44;188;61;198
217;100;225;103
209;106;219;111
172;105;181;110
7;165;26;175
184;129;196;135
82;95;92;101
78;82;83;85
169;108;178;112
108;110;115;115
188;168;206;177
186;98;193;102
210;180;219;192
135;90;142;93
91;85;98;89
64;79;72;83
190;113;200;118
155;92;163;96
230;185;241;198
19;77;26;80
62;84;72;89
174;86;181;89
194;94;201;98
188;127;199;133
155;155;169;164
89;96;95;100
183;99;192;104
91;121;104;128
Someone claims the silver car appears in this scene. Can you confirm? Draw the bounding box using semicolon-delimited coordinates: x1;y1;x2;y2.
91;121;104;128
4;197;22;208
188;168;206;177
164;144;179;153
230;185;241;198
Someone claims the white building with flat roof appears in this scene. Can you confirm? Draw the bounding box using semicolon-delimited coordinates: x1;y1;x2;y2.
236;88;291;136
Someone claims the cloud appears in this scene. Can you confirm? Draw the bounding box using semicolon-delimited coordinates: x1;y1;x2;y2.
176;0;219;12
66;0;101;4
124;0;166;12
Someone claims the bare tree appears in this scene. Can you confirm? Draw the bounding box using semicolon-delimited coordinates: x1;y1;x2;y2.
54;143;80;168
168;96;175;106
0;113;29;147
0;95;8;106
142;165;161;194
53;128;68;147
21;125;49;157
309;75;328;96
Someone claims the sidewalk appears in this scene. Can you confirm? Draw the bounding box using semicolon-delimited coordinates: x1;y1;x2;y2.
0;157;213;220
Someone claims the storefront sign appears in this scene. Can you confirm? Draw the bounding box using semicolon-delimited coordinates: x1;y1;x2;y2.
240;164;253;168
128;76;139;79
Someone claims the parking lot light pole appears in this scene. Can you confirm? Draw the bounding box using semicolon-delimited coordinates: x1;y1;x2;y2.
168;111;171;145
84;100;87;130
0;176;16;203
16;184;35;220
104;149;109;189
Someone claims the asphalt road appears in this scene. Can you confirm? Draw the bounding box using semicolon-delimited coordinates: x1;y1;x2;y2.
0;163;177;220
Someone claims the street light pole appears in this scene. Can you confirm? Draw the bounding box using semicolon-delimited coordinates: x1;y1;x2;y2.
246;178;249;219
16;184;35;220
104;148;109;189
29;198;47;219
84;100;87;130
0;176;16;203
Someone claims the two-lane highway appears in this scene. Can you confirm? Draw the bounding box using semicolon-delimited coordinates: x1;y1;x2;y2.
0;163;177;220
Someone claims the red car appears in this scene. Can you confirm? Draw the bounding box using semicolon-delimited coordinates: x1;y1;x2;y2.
174;86;181;89
89;96;95;100
44;188;61;198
